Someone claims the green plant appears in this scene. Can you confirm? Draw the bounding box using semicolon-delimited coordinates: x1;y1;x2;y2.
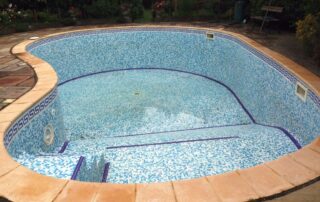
296;13;320;65
60;17;76;26
131;0;144;21
176;0;195;17
38;11;59;23
13;22;29;32
85;0;119;18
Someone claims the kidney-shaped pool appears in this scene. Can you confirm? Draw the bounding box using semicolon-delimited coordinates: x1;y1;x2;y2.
5;27;320;183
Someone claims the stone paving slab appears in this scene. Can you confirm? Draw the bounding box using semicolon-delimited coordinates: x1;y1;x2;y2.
0;65;31;73
0;86;32;99
0;56;16;65
0;75;32;86
17;77;36;87
173;178;221;202
207;171;259;202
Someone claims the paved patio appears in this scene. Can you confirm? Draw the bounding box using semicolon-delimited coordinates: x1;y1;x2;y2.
0;23;319;201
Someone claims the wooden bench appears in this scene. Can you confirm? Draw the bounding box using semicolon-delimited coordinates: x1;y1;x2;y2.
251;5;284;32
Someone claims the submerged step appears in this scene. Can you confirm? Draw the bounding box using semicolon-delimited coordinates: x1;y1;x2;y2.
71;155;110;182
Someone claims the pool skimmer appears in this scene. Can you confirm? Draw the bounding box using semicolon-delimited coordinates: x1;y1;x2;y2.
295;82;308;102
206;32;215;40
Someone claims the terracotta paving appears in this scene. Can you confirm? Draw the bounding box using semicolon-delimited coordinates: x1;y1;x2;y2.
0;24;319;202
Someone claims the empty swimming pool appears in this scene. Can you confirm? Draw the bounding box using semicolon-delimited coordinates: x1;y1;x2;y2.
5;27;320;183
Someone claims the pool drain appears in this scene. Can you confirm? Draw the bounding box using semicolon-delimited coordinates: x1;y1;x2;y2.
43;124;54;145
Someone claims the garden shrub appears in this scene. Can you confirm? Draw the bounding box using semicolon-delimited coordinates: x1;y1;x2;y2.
177;0;195;17
296;13;320;66
85;0;119;18
130;0;144;21
13;22;29;32
38;12;59;23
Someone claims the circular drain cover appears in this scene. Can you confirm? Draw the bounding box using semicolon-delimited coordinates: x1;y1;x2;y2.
43;124;55;145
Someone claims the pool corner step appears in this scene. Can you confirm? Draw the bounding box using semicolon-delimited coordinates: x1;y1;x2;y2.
70;155;111;183
101;162;111;183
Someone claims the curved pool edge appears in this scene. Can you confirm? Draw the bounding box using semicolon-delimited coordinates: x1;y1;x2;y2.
0;25;319;202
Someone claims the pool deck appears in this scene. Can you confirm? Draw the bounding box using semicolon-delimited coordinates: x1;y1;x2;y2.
0;24;320;202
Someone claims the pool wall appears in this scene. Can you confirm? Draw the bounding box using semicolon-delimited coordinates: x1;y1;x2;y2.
25;27;320;148
1;26;320;201
5;89;65;156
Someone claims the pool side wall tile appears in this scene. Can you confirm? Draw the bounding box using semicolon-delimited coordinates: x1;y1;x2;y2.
0;25;319;201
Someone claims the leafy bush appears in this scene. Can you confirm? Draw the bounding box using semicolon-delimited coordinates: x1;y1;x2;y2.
13;22;29;32
38;12;59;23
85;0;119;18
296;13;320;65
60;18;76;26
131;0;144;21
177;0;195;17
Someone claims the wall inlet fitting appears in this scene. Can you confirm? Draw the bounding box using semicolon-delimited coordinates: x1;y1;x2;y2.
295;82;308;102
206;32;215;40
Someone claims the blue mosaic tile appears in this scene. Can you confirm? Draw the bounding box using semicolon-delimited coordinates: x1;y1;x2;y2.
4;27;319;183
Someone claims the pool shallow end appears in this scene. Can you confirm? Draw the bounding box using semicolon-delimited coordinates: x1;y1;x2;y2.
0;25;320;201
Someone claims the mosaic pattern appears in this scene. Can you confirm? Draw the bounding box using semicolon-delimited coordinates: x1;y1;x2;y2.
4;89;58;147
63;124;296;183
15;152;78;179
7;90;66;156
5;27;320;183
26;27;320;108
59;69;252;140
75;155;108;182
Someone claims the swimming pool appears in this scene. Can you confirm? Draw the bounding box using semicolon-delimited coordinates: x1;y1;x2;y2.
5;27;320;184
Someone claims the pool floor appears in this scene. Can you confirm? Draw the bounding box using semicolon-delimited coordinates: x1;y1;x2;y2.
15;69;298;183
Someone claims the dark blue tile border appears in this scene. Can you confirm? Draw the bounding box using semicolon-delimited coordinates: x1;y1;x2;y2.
4;88;58;148
109;123;251;139
106;136;239;150
58;141;69;153
256;123;301;149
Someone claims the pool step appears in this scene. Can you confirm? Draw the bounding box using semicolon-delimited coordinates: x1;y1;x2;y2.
71;155;111;182
15;153;80;179
65;124;253;154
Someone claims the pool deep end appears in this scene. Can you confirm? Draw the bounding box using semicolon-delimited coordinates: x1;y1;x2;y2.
5;27;320;184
